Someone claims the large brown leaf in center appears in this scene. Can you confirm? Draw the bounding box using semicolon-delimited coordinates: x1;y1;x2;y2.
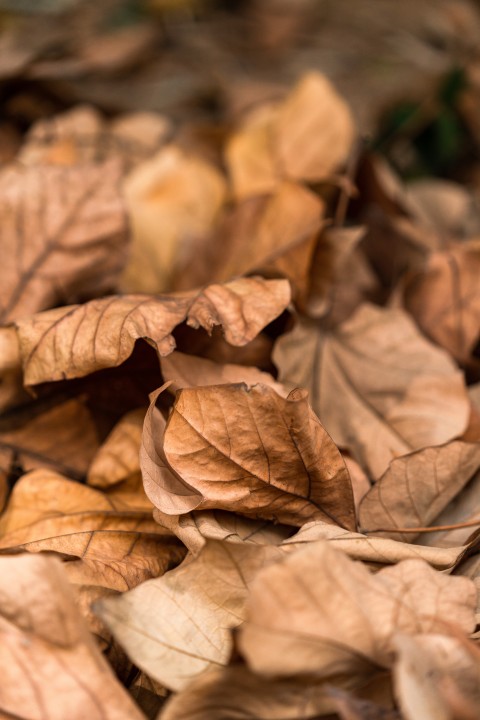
142;383;356;529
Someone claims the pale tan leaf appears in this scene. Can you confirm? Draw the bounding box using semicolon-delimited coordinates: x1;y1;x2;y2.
274;305;470;478
238;541;476;678
142;383;356;528
98;539;283;691
0;553;145;720
274;71;355;182
88;408;145;488
0;161;128;323
122;144;226;293
160;664;335;720
394;634;480;720
282;520;471;571
14;277;290;385
160;351;288;396
359;442;480;541
153;508;292;554
0;469;185;594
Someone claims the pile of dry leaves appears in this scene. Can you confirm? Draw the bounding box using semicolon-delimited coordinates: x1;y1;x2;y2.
1;67;480;720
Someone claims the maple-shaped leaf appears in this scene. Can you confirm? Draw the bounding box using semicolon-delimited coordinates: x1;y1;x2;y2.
359;441;480;541
274;304;470;478
0;553;145;720
9;277;290;385
98;539;283;691
141;383;356;529
238;541;476;678
0;161;128;323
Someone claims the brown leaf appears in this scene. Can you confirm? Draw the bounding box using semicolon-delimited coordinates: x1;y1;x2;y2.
282;520;471;571
0;397;99;481
122;144;226;293
161;664;335;720
0;469;185;595
141;383;356;528
359;441;480;541
13;277;290;385
88;408;145;488
153;508;293;554
98;539;283;691
0;553;145;720
327;687;401;720
402;241;480;368
160;351;288;396
0;161;128;323
394;634;480;720
238;541;476;678
274;304;470;478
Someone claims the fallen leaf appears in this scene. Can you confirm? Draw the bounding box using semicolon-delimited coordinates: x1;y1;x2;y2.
358;441;480;541
238;541;476;678
12;277;290;385
0;553;145;720
274;304;470;478
141;383;356;528
0;161;128;323
160;351;288;396
160;664;335;720
274;71;355;182
402;241;480;368
122;144;226;293
394;633;480;720
153;508;293;554
88;408;145;488
0;469;185;594
98;539;283;691
327;687;401;720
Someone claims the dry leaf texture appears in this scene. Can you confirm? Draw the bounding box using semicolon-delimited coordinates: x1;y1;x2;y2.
141;383;356;528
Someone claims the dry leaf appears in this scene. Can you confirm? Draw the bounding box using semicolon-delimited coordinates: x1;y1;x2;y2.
160;351;288;396
238;541;476;678
402;241;480;368
394;634;480;720
0;553;145;720
0;469;185;594
88;408;145;488
274;71;355;182
327;687;401;720
359;441;480;540
282;520;470;571
98;539;283;691
11;277;290;385
0;161;128;323
274;304;470;478
122;144;226;293
153;508;293;554
161;664;335;720
141;383;356;528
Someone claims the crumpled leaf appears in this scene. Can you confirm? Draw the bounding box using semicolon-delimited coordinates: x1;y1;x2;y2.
0;469;185;595
88;408;145;488
122;144;226;293
160;664;335;720
160;351;288;396
359;441;480;541
12;276;290;385
0;161;128;323
282;520;471;571
153;508;293;554
274;304;470;478
402;241;480;369
0;553;145;720
141;383;356;528
394;633;480;720
97;539;283;691
238;541;476;678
